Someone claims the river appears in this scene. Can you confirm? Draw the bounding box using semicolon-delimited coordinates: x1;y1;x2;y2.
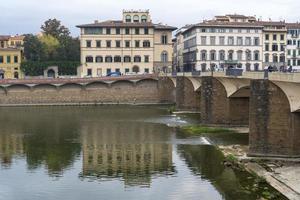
0;106;285;200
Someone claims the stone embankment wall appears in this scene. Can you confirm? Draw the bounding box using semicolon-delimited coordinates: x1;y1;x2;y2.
0;79;168;106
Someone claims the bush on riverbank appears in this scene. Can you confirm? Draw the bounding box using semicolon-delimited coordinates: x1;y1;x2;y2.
181;125;236;135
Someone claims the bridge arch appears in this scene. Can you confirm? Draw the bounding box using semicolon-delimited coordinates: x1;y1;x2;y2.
186;77;202;91
59;83;83;90
111;80;135;87
32;84;57;91
135;78;158;87
85;81;109;89
215;77;251;98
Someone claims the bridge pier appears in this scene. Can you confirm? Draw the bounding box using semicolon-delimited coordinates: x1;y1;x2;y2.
175;77;201;110
201;76;249;125
249;80;300;157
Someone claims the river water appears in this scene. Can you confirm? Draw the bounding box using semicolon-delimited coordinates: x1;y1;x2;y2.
0;106;285;200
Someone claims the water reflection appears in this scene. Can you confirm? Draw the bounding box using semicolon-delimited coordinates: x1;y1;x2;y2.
80;122;175;187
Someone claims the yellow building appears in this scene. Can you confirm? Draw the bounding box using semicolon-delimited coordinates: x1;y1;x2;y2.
76;10;176;77
0;35;24;79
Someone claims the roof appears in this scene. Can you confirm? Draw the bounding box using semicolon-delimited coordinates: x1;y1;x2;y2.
256;21;286;26
76;20;176;30
0;36;10;41
10;35;25;40
286;23;300;29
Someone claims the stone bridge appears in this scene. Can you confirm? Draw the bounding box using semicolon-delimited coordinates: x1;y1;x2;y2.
0;74;163;105
159;72;300;158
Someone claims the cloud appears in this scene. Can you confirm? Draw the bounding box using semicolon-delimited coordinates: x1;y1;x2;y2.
0;0;299;36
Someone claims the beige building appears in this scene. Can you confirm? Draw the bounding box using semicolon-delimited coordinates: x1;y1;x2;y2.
77;10;176;77
0;35;24;79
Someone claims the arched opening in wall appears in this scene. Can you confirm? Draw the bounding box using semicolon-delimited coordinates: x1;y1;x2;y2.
132;66;140;73
246;63;251;71
210;63;216;71
0;69;5;79
47;69;55;78
254;63;260;71
237;63;242;69
14;72;19;79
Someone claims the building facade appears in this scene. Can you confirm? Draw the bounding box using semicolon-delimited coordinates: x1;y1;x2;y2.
181;15;264;72
0;35;24;79
286;23;300;68
77;10;176;77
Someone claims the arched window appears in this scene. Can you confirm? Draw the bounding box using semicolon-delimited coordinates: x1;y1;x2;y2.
246;50;251;61
96;56;103;63
134;56;141;63
219;50;225;61
237;50;243;61
265;53;269;63
114;56;122;62
161;51;168;62
125;15;131;22
105;56;112;63
201;50;207;61
86;56;93;63
273;54;278;63
210;50;216;61
143;40;151;48
279;54;285;63
254;51;260;61
124;56;131;63
141;15;147;22
133;15;139;23
132;66;140;73
228;50;234;61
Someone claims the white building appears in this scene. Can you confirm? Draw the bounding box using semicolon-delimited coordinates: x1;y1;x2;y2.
180;15;264;72
286;23;300;68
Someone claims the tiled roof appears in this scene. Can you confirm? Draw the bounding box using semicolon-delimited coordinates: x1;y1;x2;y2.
0;35;10;41
255;21;286;26
286;23;300;29
193;20;263;28
77;20;176;30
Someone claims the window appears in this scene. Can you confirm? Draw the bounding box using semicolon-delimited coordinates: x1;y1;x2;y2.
144;28;149;34
133;15;139;23
84;27;103;35
161;35;168;44
228;37;234;45
125;41;130;48
210;36;216;45
134;56;141;62
7;56;11;63
116;28;121;34
96;56;103;63
254;37;260;46
245;37;251;46
280;44;285;52
265;34;269;41
210;50;216;61
0;56;3;63
254;51;260;61
86;56;93;63
287;40;292;45
273;54;278;63
201;28;206;33
246;50;251;61
106;40;111;48
237;37;243;46
125;28;130;34
280;34;284;41
87;69;92;76
116;40;121;48
280;54;285;63
265;54;269;63
238;29;242;33
96;40;101;48
141;15;147;22
228;50;234;60
115;68;120;72
86;40;91;48
114;56;122;62
124;56;131;62
288;50;291;55
125;68;130;73
144;55;149;63
265;44;269;51
272;44;278;51
106;28;111;35
201;36;207;45
135;28;140;35
161;51;168;62
14;56;19;63
273;34;277;40
106;68;111;74
219;37;225;45
219;50;225;61
237;51;243;61
125;15;131;22
201;50;207;61
135;40;140;48
143;40;150;48
144;68;149;73
105;56;112;63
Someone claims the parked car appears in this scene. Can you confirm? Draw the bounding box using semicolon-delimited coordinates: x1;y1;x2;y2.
106;72;121;77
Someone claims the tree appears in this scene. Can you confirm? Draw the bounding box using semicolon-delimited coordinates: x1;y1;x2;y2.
41;18;70;39
23;34;46;61
38;34;60;61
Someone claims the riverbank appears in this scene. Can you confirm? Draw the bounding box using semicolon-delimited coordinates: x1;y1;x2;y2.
180;125;300;200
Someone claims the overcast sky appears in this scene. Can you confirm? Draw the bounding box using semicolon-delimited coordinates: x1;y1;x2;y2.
0;0;299;36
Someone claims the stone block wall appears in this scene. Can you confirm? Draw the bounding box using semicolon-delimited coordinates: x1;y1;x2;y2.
157;77;175;103
176;77;201;110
